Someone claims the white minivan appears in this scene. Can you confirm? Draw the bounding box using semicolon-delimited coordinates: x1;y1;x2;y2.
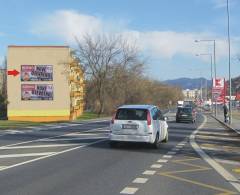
109;105;168;148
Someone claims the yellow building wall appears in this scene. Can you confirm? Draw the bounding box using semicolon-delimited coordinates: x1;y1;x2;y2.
7;46;71;122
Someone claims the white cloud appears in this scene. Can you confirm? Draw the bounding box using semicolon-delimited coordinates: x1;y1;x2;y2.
32;10;103;43
31;10;240;60
212;0;238;8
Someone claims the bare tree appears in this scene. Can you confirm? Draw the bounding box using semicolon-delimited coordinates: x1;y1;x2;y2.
74;34;141;116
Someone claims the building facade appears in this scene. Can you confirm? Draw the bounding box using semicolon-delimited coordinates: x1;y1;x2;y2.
7;46;84;121
182;89;200;100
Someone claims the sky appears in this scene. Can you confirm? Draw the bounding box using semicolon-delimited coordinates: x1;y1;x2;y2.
0;0;240;80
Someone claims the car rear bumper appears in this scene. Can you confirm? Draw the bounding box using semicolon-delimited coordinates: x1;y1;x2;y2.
176;117;194;122
109;133;154;143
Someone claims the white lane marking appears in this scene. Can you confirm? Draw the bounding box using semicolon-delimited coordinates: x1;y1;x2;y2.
0;127;108;149
0;166;8;170
157;159;168;163
151;164;162;169
1;144;80;150
178;143;185;146
163;155;172;158
143;170;156;175
167;151;176;155
214;158;240;166
195;135;240;142
0;152;56;158
176;145;183;148
5;130;25;134
132;177;148;184
0;139;106;172
120;187;138;194
42;137;107;142
190;115;240;193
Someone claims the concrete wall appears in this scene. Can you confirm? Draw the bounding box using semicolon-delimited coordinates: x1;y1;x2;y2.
7;46;71;121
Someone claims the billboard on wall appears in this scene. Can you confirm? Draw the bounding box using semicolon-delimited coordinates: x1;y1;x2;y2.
21;65;53;81
21;84;53;100
212;78;225;104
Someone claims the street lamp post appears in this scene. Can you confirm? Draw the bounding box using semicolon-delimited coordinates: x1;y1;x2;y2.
195;39;217;116
227;0;232;124
196;53;213;109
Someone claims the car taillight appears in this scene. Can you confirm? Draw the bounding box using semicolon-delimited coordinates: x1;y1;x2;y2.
147;111;151;126
111;111;116;124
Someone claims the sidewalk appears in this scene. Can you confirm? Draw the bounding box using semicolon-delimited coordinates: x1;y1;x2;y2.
214;113;240;135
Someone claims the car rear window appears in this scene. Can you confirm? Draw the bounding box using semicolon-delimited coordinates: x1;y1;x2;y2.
115;108;148;120
178;107;192;114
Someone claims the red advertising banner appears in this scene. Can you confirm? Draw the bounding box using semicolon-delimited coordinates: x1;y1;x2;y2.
236;92;240;101
21;65;53;81
212;78;225;104
21;84;53;100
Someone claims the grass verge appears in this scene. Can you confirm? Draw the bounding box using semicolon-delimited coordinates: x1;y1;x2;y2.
0;120;46;130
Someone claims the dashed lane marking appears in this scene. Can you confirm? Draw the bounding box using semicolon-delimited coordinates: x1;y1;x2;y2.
142;170;156;175
132;178;148;184
120;187;138;194
176;145;183;148
151;164;162;169
178;143;185;146
163;155;172;158
157;159;168;163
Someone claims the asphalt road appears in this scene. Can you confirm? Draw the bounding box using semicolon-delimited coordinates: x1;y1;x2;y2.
0;112;239;195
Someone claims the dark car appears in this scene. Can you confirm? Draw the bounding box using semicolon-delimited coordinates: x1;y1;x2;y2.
176;107;196;123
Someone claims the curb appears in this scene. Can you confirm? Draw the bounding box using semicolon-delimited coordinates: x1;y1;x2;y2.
211;115;240;135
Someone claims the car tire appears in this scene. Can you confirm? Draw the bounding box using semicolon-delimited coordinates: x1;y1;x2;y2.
162;131;168;143
153;133;160;149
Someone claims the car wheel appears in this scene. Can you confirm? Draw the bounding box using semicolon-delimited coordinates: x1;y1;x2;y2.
153;133;160;149
162;131;168;143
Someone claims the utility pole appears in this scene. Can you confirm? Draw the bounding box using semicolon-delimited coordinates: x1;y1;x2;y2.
227;0;232;124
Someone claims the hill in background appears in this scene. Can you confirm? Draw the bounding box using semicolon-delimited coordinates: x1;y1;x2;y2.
164;77;211;90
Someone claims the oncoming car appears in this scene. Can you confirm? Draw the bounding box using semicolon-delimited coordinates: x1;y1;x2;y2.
109;105;168;148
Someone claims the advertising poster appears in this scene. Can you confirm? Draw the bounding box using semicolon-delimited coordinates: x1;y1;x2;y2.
21;84;53;100
21;65;53;81
212;78;225;104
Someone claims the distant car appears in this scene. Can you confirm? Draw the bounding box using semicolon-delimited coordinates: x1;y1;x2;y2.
176;107;196;123
109;105;168;148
